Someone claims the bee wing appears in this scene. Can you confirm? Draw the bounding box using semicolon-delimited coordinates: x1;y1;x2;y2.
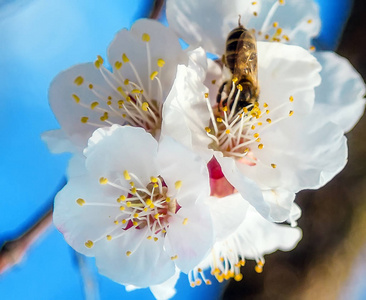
233;29;258;88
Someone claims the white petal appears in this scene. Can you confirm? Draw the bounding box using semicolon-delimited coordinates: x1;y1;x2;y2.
167;0;257;55
48;63;116;151
161;64;212;160
313;51;366;133
94;228;175;287
287;202;302;227
108;18;187;101
258;42;321;115
237;205;302;258
41;129;80;153
157;135;210;203
262;188;296;222
215;153;270;219
165;201;214;273
206;193;249;241
250;0;320;49
84;125;159;187
150;269;180;300
53;174;122;256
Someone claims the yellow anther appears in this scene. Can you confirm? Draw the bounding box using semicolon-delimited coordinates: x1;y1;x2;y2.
258;144;264;149
132;221;138;226
234;274;243;281
114;220;119;225
244;148;249;153
154;237;158;242
147;236;152;240
133;213;139;218
72;94;80;103
237;84;243;91
74;76;84;86
131;89;141;94
150;204;155;209
122;53;129;63
166;197;171;203
126;251;132;256
153;183;158;188
99;177;108;184
107;100;112;106
279;0;285;4
211;80;216;84
94;56;103;69
222;106;228;112
310;45;316;51
157;58;165;67
198;268;202;272
225;129;230;134
88;84;93;89
150;71;158;80
232;77;238;84
289;95;294;102
205;127;211;133
289;110;294;116
253;133;259;138
154;213;160;219
171;255;178;260
243;107;248;113
141;102;149;111
255;265;263;273
124;79;129;85
114;61;122;69
253;12;258;16
123;170;131;180
251;125;255;130
271;163;277;169
130;187;137;194
126;201;132;207
142;33;150;42
183;218;188;225
120;206;125;211
273;22;279;27
256;138;261;142
122;219;127;224
307;19;313;24
206;280;212;285
129;181;135;187
196;279;202;286
216;117;223;123
76;198;85;206
258;122;263;126
266;109;270;114
266;118;272;123
175;180;182;189
265;34;269;40
106;235;112;241
283;34;290;41
126;96;131;102
85;240;94;248
276;28;283;35
100;112;109;122
118;100;124;106
252;1;257;4
204;93;209;98
90;102;99;109
81;117;89;123
150;176;158;183
145;198;152;206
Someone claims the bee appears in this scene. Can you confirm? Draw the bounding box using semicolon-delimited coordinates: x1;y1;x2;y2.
217;18;259;113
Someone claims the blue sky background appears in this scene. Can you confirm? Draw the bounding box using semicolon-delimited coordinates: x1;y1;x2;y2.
0;0;361;299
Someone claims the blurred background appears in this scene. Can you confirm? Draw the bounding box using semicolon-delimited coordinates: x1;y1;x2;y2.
0;0;364;299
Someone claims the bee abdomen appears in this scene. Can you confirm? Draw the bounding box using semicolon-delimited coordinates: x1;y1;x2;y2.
225;26;246;73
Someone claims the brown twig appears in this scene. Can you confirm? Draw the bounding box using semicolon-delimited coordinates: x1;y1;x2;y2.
149;0;165;20
0;207;53;274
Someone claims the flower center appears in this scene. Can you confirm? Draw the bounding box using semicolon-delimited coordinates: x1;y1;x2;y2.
71;33;166;138
188;232;265;286
77;170;184;257
204;82;294;168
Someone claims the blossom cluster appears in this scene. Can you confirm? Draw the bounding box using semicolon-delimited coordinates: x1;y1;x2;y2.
43;0;365;299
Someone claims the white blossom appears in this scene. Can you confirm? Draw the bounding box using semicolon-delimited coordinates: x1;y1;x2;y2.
53;125;213;287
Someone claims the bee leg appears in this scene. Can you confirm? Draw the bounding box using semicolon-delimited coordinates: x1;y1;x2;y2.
216;81;228;110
